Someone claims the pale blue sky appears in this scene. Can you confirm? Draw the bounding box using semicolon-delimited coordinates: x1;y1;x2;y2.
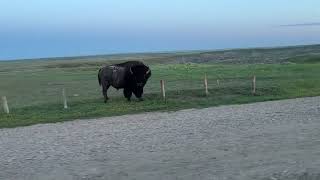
0;0;319;60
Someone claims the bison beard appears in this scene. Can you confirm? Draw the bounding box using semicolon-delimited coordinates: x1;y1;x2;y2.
98;61;151;102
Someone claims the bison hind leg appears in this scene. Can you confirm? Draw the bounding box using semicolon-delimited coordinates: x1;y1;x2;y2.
123;88;132;101
102;83;110;103
104;96;109;103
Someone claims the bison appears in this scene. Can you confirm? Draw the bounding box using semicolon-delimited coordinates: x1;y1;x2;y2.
98;61;151;102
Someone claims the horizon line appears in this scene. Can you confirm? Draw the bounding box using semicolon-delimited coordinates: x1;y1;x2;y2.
280;22;320;27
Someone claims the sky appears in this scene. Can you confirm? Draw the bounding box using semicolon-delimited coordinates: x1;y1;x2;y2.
0;0;320;60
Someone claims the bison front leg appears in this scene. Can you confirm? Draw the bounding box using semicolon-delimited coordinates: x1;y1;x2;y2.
123;88;132;101
133;88;144;101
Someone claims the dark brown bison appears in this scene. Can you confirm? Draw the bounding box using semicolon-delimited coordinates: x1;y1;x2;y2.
98;61;151;102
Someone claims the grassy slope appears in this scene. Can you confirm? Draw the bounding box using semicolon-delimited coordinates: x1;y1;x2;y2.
1;45;320;128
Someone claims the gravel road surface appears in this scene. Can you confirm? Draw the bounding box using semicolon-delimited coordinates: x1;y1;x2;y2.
1;97;320;180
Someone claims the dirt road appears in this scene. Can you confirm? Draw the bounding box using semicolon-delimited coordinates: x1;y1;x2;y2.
1;97;320;180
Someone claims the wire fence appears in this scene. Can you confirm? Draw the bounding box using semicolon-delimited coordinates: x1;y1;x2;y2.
1;69;260;114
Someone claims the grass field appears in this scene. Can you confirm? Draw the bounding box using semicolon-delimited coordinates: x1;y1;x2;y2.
1;44;320;128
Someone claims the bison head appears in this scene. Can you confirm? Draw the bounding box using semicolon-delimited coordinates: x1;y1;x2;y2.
130;65;151;87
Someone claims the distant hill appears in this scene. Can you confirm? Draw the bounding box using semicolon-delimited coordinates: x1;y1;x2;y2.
2;44;320;68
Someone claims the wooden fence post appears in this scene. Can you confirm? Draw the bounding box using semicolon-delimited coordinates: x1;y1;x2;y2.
62;88;68;109
160;80;166;100
2;96;10;114
252;75;256;95
204;74;209;96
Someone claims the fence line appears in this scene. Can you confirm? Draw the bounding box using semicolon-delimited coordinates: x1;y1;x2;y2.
158;75;256;98
2;75;259;111
252;75;256;95
160;80;166;101
62;88;68;109
2;96;10;114
204;74;209;96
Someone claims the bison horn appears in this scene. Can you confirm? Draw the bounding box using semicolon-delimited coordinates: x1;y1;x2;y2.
130;67;133;74
146;69;151;74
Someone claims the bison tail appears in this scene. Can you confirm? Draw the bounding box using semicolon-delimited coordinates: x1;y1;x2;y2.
98;68;102;86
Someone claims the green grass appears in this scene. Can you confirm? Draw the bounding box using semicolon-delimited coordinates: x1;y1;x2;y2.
1;47;320;128
288;55;320;64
